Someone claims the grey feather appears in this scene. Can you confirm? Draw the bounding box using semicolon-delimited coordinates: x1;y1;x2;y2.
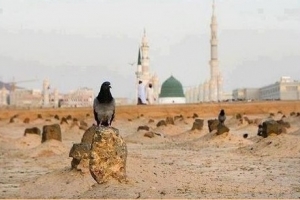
93;98;115;126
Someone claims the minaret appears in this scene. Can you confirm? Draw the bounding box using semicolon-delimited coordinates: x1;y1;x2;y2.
134;29;160;104
209;0;222;101
43;79;50;107
141;28;150;76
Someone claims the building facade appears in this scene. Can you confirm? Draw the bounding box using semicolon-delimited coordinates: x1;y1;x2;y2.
0;86;9;106
259;76;300;100
232;88;260;101
60;87;94;107
232;77;300;101
0;79;96;108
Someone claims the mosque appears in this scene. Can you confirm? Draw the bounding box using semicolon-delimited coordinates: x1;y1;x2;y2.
135;0;224;104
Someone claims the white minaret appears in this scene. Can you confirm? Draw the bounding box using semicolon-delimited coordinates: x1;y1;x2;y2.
141;29;150;77
209;0;223;102
43;79;50;106
134;29;160;104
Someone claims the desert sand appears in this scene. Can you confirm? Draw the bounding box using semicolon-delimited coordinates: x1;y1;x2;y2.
1;101;300;199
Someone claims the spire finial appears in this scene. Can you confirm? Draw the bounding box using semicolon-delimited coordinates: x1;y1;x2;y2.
212;0;215;15
143;28;146;36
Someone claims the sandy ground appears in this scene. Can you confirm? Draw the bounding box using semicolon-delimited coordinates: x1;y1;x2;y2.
1;102;300;199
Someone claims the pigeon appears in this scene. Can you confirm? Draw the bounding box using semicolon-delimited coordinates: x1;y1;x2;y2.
218;109;226;125
93;81;115;127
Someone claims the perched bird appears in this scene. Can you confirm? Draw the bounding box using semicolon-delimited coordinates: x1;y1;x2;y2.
93;81;115;127
218;109;226;125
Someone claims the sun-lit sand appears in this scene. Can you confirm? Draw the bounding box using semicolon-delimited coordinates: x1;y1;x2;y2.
1;101;300;198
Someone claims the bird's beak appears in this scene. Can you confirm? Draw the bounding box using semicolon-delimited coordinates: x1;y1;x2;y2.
109;85;112;88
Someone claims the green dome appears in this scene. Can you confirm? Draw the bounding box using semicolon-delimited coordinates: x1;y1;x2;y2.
159;75;185;98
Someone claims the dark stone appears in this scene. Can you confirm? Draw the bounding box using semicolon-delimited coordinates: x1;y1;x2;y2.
137;125;150;131
257;124;263;136
148;119;155;123
174;115;184;121
244;116;253;124
235;113;242;120
191;119;204;131
165;117;174;125
261;120;284;138
79;120;88;130
9;116;16;123
54;115;60;120
24;127;41;136
23;118;30;124
41;124;62;143
81;125;98;144
243;133;248;138
69;143;91;169
276;119;291;128
207;119;219;132
12;114;19;118
156;120;167;127
37;114;43;119
60;117;68;125
144;132;155;138
80;120;88;127
192;113;199;118
216;124;230;135
71;158;81;170
290;112;296;116
66;115;72;120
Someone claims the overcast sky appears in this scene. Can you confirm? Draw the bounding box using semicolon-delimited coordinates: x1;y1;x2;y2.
0;0;299;100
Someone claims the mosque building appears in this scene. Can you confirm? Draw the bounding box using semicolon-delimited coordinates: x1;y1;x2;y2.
135;29;160;104
159;75;186;104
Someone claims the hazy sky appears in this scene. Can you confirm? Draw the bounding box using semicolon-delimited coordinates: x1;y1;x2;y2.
0;0;299;100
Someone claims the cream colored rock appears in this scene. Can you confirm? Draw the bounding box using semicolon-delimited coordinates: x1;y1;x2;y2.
89;126;127;184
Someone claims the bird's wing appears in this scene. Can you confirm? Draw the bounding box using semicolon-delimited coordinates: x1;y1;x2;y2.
109;99;116;125
109;110;115;126
93;109;99;124
93;98;100;125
